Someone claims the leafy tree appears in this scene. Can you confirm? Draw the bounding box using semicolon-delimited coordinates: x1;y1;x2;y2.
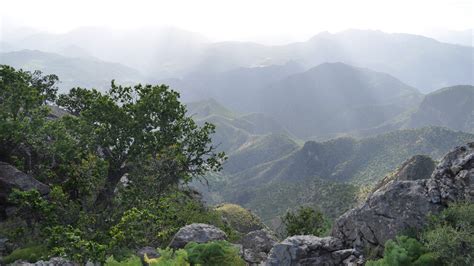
56;82;225;206
281;206;330;237
0;65;57;170
0;65;227;260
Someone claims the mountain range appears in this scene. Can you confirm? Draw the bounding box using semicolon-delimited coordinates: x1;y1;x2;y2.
258;62;422;138
187;89;474;226
0;50;145;92
2;28;473;93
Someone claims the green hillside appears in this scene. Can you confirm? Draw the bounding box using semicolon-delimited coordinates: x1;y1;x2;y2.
201;126;473;225
340;85;474;139
404;85;474;133
260;62;422;138
224;134;299;174
0;50;145;92
186;98;295;153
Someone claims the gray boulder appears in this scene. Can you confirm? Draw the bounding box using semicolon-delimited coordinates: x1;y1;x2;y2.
266;236;360;266
239;229;278;265
332;142;474;257
8;257;78;266
168;223;227;249
0;162;50;218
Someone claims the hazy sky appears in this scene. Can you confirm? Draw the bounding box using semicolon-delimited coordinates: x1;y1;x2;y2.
1;0;473;43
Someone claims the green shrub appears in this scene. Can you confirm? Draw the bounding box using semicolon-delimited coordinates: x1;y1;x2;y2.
3;245;49;264
105;255;142;266
422;202;474;266
46;225;107;263
153;248;188;266
110;191;233;251
105;243;241;266
105;249;188;266
185;241;245;266
366;236;439;266
109;207;162;250
8;189;55;228
281;206;330;237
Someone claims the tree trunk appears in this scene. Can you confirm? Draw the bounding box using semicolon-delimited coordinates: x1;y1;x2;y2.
94;167;125;208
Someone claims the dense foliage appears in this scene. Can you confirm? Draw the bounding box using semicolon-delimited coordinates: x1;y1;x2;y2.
280;206;330;237
2;245;49;264
422;202;473;265
366;236;438;266
104;241;244;266
368;202;473;266
185;241;245;266
0;65;227;262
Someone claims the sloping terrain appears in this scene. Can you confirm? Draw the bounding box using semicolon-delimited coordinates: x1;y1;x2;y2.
403;85;474;133
259;62;422;138
203;127;473;225
0;50;145;92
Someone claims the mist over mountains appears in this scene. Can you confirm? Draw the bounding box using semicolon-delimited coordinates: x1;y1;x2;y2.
0;50;145;92
2;27;473;93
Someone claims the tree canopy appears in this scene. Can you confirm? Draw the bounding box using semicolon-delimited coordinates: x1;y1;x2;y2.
0;65;226;261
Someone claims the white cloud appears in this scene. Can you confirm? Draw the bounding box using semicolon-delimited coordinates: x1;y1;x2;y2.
1;0;472;43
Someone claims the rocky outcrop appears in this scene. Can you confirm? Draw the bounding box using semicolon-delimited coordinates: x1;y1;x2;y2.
168;223;227;249
239;229;278;265
0;162;50;218
427;142;474;204
266;236;360;266
372;155;436;192
332;179;444;256
332;142;474;257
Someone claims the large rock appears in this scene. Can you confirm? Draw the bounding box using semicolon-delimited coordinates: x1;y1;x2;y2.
0;162;50;218
332;142;474;257
168;223;227;249
372;155;436;192
427;142;474;204
8;257;78;266
239;229;278;265
265;236;360;266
